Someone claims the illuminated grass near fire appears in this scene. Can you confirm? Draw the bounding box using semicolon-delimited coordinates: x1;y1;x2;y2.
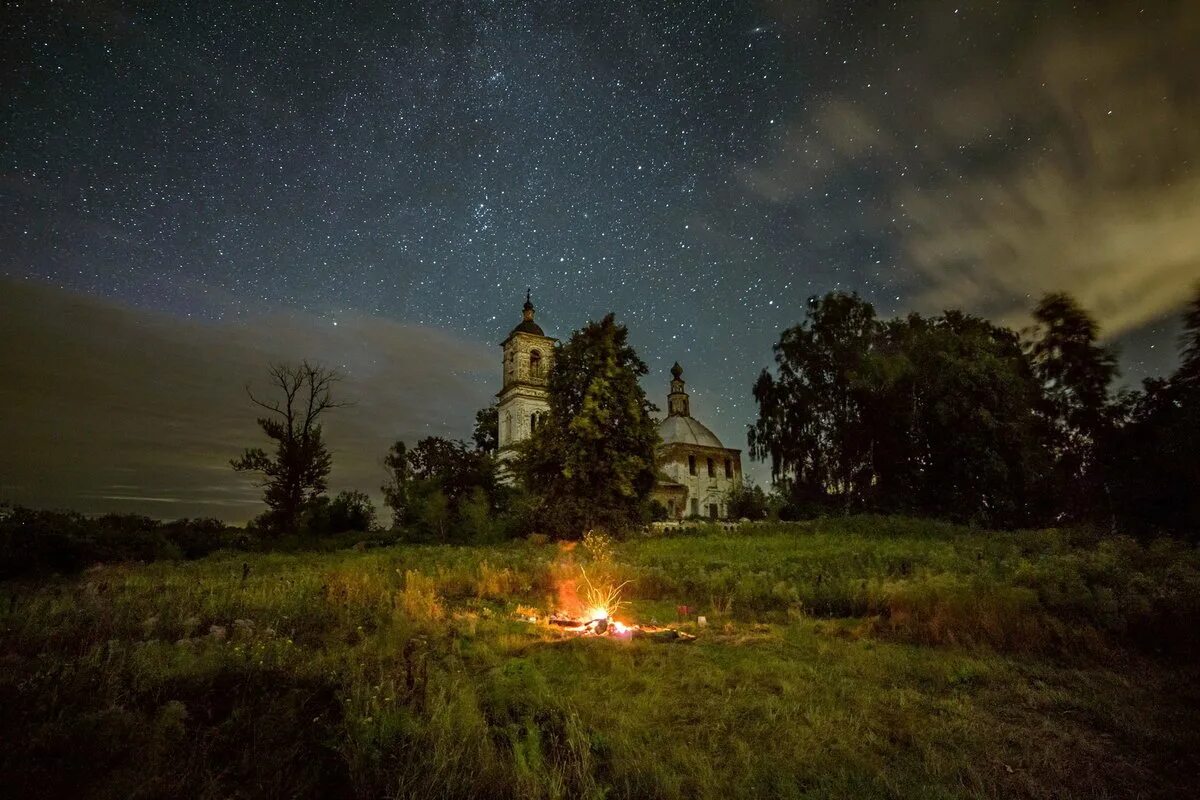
2;517;1198;798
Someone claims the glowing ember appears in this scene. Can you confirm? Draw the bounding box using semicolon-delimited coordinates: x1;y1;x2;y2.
536;610;694;642
530;566;695;641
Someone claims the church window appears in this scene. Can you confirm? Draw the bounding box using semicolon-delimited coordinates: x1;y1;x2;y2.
530;412;540;433
688;455;696;475
529;349;542;378
505;413;513;441
690;498;699;516
724;459;733;479
708;503;719;519
707;458;714;477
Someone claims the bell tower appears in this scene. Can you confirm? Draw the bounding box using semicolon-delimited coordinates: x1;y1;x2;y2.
497;290;556;467
667;362;690;417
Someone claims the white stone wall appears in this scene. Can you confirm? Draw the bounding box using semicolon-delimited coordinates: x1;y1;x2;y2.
660;448;741;518
497;392;550;451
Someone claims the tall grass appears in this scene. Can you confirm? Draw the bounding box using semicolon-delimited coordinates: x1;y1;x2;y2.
619;518;1200;656
1;517;1197;798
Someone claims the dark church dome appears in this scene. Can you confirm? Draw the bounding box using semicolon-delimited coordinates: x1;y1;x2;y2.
510;318;545;336
509;288;545;336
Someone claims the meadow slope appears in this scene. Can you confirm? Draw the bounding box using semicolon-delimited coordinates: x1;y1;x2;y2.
2;517;1198;799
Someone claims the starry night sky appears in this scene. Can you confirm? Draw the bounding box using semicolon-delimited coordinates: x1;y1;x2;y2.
3;1;1198;519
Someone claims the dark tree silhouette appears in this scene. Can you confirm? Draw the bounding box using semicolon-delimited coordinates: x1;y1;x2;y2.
1104;286;1200;536
472;403;499;452
750;294;1049;525
748;292;879;511
381;441;412;528
231;361;346;535
1178;282;1200;390
381;436;498;540
1024;293;1118;520
868;311;1050;524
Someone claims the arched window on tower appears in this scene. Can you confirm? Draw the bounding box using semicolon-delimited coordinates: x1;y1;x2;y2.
529;349;543;379
505;412;513;442
530;412;538;433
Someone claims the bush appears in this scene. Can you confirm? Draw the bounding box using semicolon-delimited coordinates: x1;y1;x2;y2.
304;491;377;537
162;518;239;558
457;487;499;543
727;481;769;520
0;507;94;577
0;506;245;579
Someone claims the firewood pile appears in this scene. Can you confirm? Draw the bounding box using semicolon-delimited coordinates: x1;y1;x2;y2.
533;612;697;642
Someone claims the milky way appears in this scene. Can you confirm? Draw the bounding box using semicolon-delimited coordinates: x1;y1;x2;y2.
3;1;1197;516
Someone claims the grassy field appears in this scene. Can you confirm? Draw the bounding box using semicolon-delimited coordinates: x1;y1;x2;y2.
2;517;1198;799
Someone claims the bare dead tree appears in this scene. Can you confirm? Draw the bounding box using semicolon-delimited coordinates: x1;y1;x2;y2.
231;361;348;535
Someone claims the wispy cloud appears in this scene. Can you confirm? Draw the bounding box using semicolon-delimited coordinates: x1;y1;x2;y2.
0;279;494;521
744;1;1200;338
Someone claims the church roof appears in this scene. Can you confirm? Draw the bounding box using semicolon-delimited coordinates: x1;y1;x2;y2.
658;414;724;449
509;318;545;336
506;288;547;338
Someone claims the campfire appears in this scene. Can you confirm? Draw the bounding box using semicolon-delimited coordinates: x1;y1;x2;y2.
547;608;631;636
521;567;696;642
534;608;694;642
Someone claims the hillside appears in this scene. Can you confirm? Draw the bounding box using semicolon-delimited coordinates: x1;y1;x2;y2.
2;517;1198;799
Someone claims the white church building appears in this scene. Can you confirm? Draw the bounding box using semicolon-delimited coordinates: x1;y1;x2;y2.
495;293;742;519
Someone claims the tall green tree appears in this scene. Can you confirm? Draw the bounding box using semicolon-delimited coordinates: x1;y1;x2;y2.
381;441;411;528
381;436;499;540
750;296;1050;525
407;436;495;503
512;313;659;537
748;292;879;511
1104;286;1200;536
868;312;1051;524
1177;282;1200;390
472;403;499;452
231;362;345;535
1026;293;1117;436
1024;293;1118;519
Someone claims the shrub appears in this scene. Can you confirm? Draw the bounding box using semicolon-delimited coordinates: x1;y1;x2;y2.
727;481;769;520
303;491;377;537
162;518;239;558
399;570;443;623
457;487;498;543
0;507;248;578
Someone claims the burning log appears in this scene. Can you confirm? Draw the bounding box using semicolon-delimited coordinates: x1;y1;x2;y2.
537;611;694;642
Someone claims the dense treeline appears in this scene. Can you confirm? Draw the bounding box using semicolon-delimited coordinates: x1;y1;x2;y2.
750;288;1200;535
0;494;385;580
0;508;243;579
